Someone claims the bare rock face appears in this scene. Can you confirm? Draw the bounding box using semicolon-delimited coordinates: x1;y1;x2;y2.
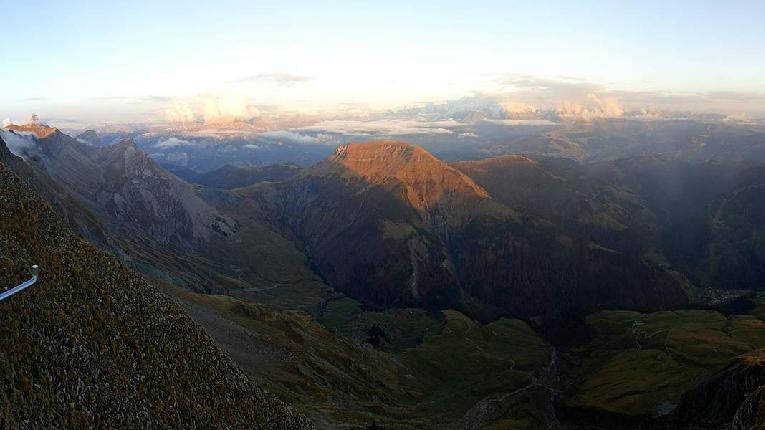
733;385;765;430
0;129;247;293
662;353;765;430
93;139;231;244
8;130;235;248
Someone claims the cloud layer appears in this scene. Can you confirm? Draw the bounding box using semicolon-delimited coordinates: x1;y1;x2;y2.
495;76;765;119
296;119;462;135
230;72;313;86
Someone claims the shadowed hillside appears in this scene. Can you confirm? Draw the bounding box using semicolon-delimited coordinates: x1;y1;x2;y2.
262;140;688;330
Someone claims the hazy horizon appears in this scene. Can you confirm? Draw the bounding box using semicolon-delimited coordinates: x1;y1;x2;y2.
3;0;765;126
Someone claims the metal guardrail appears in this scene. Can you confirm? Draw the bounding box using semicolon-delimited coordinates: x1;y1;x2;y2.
0;265;39;301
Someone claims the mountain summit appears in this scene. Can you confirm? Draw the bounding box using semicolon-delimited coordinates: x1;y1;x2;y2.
317;140;489;212
4;122;59;139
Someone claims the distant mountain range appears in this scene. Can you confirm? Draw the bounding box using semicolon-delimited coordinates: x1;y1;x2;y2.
3;121;765;428
4;123;764;329
56;114;765;175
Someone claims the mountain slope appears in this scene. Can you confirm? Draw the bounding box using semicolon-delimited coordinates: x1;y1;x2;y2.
270;140;502;309
0;152;312;428
452;155;665;280
317;140;490;217
590;157;765;291
261;140;687;329
1;126;330;310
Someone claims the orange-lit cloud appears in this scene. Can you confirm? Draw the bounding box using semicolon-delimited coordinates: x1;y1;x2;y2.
163;95;261;125
499;101;536;115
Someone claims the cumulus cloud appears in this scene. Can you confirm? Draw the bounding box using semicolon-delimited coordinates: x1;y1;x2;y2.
163;95;261;125
296;119;461;135
2;118;12;128
556;95;623;120
203;96;260;124
588;94;624;117
500;101;536;114
230;72;312;86
497;76;624;120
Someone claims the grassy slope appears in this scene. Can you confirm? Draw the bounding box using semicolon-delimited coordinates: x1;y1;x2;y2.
401;311;554;428
319;297;445;352
562;309;765;418
162;285;559;429
164;286;427;429
316;298;556;428
0;162;311;429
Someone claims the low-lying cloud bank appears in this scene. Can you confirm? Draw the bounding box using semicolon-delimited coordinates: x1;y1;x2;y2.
258;130;318;144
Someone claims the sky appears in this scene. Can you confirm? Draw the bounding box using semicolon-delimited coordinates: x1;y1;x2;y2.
1;0;765;125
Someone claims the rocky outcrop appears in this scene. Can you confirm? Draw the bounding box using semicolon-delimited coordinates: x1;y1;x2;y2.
664;353;765;430
0;130;246;290
733;385;765;430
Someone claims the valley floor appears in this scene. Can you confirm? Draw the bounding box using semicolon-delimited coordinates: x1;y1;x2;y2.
159;280;765;429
